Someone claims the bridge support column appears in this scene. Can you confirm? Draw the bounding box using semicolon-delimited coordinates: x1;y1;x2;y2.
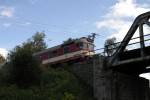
93;55;149;100
139;24;145;57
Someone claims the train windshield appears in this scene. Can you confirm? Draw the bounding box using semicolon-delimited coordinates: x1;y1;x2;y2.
76;43;88;50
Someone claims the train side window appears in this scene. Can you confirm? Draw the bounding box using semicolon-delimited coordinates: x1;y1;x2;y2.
49;51;58;58
64;46;69;54
52;51;58;57
48;52;52;58
76;44;79;50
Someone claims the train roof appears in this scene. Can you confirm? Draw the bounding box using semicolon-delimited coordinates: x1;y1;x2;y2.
75;37;93;44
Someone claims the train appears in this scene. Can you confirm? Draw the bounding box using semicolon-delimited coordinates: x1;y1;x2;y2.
34;36;96;66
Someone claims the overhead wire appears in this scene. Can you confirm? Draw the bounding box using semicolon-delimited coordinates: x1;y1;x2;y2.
0;17;106;49
0;18;92;37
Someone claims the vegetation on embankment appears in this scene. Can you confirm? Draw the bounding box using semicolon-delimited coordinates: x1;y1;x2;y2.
0;65;93;100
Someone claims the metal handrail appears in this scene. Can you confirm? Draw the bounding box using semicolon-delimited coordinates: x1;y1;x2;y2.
105;33;150;46
97;35;150;56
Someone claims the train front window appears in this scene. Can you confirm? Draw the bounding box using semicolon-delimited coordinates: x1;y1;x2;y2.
76;43;88;49
79;43;83;49
83;43;88;49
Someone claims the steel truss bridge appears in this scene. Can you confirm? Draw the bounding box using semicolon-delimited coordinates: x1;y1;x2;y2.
76;11;150;75
102;11;150;75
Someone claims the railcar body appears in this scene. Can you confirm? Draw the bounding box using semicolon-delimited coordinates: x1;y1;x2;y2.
34;37;95;66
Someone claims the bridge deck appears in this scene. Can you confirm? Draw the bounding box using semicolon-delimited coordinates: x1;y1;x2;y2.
109;46;150;75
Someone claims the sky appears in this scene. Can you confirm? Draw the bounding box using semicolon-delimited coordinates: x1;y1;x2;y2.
0;0;150;78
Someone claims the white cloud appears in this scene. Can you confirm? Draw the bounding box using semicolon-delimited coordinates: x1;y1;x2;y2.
95;0;150;42
0;48;9;58
2;23;11;27
103;0;150;18
0;6;14;18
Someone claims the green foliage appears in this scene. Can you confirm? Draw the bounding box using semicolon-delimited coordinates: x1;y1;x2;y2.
23;31;47;53
0;54;6;64
0;63;11;86
0;85;42;100
104;37;118;56
0;67;93;100
8;47;41;88
62;92;75;100
5;31;48;88
40;67;86;100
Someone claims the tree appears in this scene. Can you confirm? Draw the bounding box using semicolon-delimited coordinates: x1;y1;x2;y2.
104;37;119;56
8;47;41;88
23;31;47;53
6;31;48;88
0;54;6;64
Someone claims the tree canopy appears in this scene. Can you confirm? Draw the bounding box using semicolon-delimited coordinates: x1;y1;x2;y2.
6;31;47;88
104;37;119;56
23;31;47;53
8;47;41;88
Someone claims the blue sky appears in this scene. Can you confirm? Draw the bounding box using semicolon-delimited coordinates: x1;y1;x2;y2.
0;0;150;78
0;0;150;57
0;0;113;54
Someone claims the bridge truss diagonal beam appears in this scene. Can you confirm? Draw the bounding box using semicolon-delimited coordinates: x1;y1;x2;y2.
143;19;150;27
108;11;150;67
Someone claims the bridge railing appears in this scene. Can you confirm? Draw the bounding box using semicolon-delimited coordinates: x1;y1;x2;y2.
96;33;150;57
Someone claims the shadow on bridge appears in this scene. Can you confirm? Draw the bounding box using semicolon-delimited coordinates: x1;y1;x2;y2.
108;46;150;75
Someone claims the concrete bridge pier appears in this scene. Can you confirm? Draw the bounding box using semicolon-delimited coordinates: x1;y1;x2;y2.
93;55;149;100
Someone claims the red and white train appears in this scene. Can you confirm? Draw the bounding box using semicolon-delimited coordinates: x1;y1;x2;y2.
34;37;95;66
